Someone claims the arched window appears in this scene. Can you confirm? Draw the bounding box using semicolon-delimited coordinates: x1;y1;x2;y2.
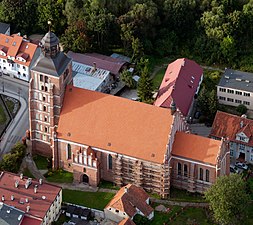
67;144;71;160
184;164;188;177
206;169;210;182
199;168;203;180
108;154;113;170
177;163;182;175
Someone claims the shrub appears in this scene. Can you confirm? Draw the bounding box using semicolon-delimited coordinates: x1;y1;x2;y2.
236;104;247;115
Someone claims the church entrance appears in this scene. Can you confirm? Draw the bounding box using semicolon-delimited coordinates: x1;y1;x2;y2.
82;174;89;183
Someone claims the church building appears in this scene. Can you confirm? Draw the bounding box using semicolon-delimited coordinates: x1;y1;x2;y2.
29;31;230;197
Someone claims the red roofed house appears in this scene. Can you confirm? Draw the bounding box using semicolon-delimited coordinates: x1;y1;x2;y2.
210;111;253;164
0;33;40;81
104;184;154;224
154;58;203;118
0;171;62;225
29;31;229;198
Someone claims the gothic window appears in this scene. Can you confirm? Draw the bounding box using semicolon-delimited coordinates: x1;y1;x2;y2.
108;154;112;170
67;144;71;160
206;169;210;182
40;74;43;82
45;76;48;83
184;164;188;177
45;86;48;92
45;127;48;133
177;162;182;175
43;105;46;111
199;168;203;180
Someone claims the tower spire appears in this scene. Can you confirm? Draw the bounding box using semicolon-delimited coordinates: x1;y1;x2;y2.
48;20;52;32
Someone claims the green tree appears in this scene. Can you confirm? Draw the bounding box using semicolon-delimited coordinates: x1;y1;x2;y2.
220;36;237;64
205;174;250;225
208;89;218;120
197;86;210;115
236;104;247;114
120;70;135;88
137;59;154;103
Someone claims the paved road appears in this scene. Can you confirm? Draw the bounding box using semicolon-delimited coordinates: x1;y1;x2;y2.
0;75;29;157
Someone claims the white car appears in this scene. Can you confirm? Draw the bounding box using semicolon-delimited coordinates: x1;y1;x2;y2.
235;162;248;170
230;165;240;174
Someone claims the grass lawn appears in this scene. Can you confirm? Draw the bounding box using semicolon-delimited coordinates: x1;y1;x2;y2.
98;180;120;190
0;104;6;125
171;207;213;225
33;154;48;170
5;99;15;114
46;170;73;183
22;167;34;178
150;205;182;225
170;187;206;202
152;67;166;90
62;189;115;210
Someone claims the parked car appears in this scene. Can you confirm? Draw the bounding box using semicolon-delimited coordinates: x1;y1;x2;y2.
230;165;240;174
235;162;248;170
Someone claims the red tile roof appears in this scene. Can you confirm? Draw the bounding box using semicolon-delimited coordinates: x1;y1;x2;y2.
106;184;153;218
210;111;253;146
172;131;221;165
57;85;173;164
0;33;38;67
118;218;136;225
0;171;61;219
154;58;203;116
67;51;127;75
20;216;42;225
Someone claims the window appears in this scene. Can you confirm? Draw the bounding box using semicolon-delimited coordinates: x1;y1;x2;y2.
239;136;246;141
183;164;188;177
44;116;47;122
67;144;71;159
23;73;26;77
40;74;43;82
199;168;203;180
206;170;210;182
251;155;253;161
227;89;234;94
235;91;242;95
219;88;226;92
227;98;234;102
43;135;47;141
243;101;250;106
219;96;226;100
239;144;245;151
43;106;46;111
177;162;182;175
18;72;20;75
41;85;44;91
108;154;113;170
115;210;119;213
45;76;48;83
230;149;234;156
244;92;250;97
45;86;48;92
17;64;20;68
43;96;46;101
45;127;48;133
235;99;242;104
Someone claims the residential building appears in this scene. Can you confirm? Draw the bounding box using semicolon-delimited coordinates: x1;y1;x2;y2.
217;69;253;110
0;171;62;225
104;184;154;223
0;33;40;81
154;58;203;118
0;22;10;35
210;111;253;164
29;31;229;198
67;51;128;79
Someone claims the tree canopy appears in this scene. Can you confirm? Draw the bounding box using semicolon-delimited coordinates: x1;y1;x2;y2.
205;174;250;225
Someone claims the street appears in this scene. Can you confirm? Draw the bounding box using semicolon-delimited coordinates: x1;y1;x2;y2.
0;75;29;157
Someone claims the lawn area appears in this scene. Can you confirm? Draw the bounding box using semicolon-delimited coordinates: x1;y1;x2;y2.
46;170;73;183
98;180;120;190
152;67;166;90
62;189;115;210
22;167;34;178
0;104;6;125
171;207;213;225
170;187;206;202
150;205;182;225
33;154;48;170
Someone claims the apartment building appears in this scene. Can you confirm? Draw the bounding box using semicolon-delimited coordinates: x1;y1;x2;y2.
217;69;253;110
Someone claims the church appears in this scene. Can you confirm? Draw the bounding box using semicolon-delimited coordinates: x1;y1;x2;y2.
28;31;230;197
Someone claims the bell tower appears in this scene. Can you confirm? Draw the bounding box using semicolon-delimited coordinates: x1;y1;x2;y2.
29;29;72;167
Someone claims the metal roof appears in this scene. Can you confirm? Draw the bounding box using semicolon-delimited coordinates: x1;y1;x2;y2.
218;69;253;92
40;31;59;49
0;22;10;34
0;203;24;225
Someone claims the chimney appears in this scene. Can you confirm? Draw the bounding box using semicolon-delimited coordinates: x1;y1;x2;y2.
26;206;30;212
92;62;97;72
2;195;4;201
124;187;128;193
25;178;32;189
20;173;23;180
170;101;176;115
15;180;19;188
11;195;14;201
25;198;29;203
39;178;43;185
34;185;38;193
240;121;244;128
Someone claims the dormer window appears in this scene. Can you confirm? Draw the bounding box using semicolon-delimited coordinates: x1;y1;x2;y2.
5;38;8;43
12;42;16;46
236;132;249;143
